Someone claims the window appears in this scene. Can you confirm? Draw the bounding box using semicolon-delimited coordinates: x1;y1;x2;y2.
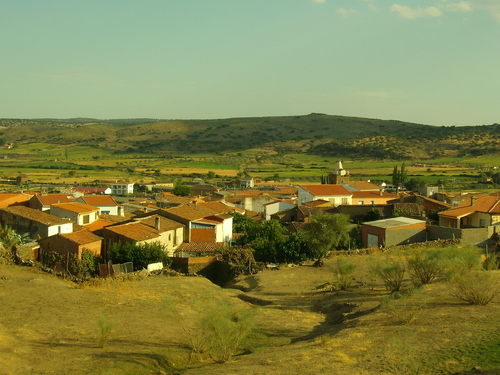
341;198;348;205
370;200;375;205
82;214;90;224
480;219;486;228
358;201;364;205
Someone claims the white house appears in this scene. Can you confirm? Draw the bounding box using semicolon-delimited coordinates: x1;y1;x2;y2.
50;202;100;226
263;200;296;220
109;181;134;195
0;206;73;239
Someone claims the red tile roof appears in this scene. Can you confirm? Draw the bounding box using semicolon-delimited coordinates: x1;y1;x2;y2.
78;195;117;206
84;219;114;232
439;195;500;218
343;181;381;191
51;202;99;214
300;185;352;196
1;205;72;226
134;215;185;231
103;222;161;242
60;229;102;245
163;205;208;221
34;194;75;206
0;193;32;208
191;202;235;215
175;242;225;253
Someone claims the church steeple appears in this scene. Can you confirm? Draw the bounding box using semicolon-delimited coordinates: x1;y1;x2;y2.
328;160;349;184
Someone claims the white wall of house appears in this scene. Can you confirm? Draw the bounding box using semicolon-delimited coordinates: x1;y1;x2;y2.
47;222;74;237
50;206;99;225
297;187;314;206
110;183;134;195
97;205;119;215
297;187;352;207
153;227;184;256
221;216;233;243
264;201;296;220
239;196;275;213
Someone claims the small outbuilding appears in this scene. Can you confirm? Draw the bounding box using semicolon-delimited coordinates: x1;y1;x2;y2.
362;217;427;248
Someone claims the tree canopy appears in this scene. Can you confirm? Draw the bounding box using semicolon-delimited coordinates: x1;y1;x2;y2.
303;211;351;266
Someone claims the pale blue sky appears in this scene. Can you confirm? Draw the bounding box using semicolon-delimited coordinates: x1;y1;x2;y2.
1;0;499;126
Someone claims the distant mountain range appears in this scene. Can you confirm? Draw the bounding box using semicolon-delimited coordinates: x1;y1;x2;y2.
1;114;498;160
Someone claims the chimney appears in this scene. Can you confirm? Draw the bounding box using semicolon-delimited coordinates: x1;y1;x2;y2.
471;197;476;206
155;217;160;230
379;190;383;196
117;206;124;216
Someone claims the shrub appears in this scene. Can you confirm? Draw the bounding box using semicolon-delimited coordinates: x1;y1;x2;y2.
407;249;442;287
483;254;499;270
439;246;481;281
372;256;406;292
201;301;255;363
332;258;357;290
163;295;254;363
97;314;114;348
451;271;500;305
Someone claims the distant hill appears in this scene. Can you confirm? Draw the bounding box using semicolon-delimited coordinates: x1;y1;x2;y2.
0;114;499;160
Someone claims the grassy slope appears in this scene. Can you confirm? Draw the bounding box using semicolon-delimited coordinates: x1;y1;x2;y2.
1;252;499;375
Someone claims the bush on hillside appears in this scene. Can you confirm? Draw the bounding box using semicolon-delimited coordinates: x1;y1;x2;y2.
332;258;357;290
407;249;442;287
372;256;406;292
451;271;500;305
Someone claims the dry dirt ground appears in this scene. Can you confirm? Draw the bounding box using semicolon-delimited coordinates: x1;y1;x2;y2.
1;255;500;375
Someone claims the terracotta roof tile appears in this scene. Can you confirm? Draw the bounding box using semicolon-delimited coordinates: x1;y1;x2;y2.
51;202;99;214
34;194;75;206
78;195;117;206
134;215;185;231
439;194;500;218
103;222;161;242
163;205;208;221
60;229;102;245
300;185;352;196
191;202;235;215
84;219;114;232
175;242;225;253
342;181;381;191
1;205;72;226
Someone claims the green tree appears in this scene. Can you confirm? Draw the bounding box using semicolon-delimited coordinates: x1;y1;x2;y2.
303;211;351;267
109;241;170;271
172;180;192;196
392;162;408;188
231;213;259;247
281;231;316;263
251;220;287;263
361;208;383;222
404;177;425;192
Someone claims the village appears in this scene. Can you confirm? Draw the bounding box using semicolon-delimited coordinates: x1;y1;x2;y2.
1;160;498;281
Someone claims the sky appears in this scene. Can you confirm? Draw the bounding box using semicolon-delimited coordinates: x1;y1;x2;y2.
1;0;499;126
